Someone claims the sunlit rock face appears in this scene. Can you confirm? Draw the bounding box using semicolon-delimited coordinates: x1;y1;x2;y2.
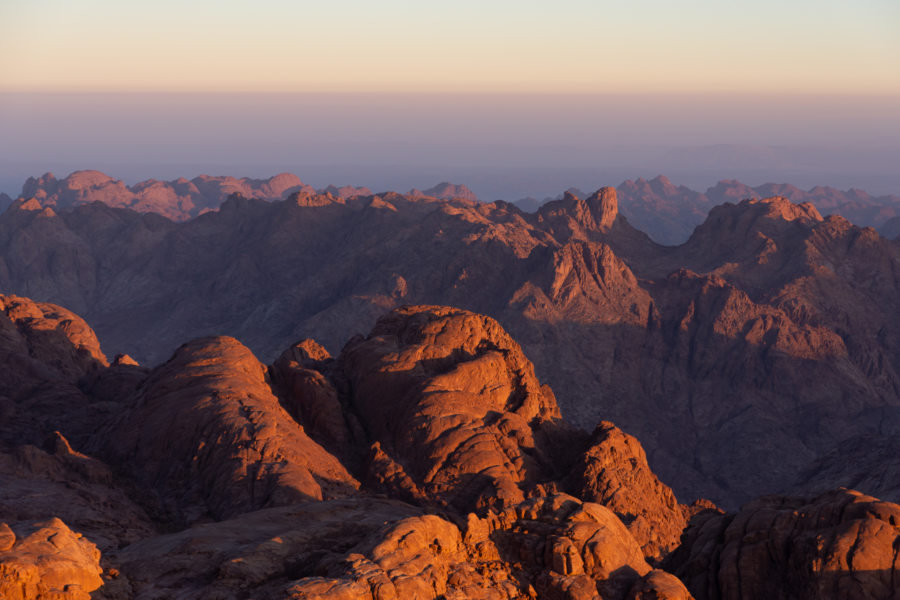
95;335;360;525
0;518;104;600
668;489;900;600
337;305;572;512
2;292;900;599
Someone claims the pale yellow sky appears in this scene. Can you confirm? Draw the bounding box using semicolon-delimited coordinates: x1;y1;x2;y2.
1;0;899;93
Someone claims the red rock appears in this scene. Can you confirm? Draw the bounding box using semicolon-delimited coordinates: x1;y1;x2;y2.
668;488;900;600
0;518;103;600
570;422;698;562
3;187;900;510
98;336;359;524
338;305;572;511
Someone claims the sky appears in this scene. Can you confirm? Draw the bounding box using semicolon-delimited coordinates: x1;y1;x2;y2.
2;0;899;94
1;1;899;198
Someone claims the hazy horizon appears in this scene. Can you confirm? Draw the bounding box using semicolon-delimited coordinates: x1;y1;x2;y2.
2;91;899;200
3;1;899;199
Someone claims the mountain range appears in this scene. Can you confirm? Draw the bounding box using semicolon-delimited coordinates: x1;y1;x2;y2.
6;170;900;245
2;177;900;514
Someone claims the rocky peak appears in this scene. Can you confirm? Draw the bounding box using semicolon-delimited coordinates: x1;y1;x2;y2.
98;335;359;525
10;198;43;212
706;179;758;203
287;190;342;208
569;421;698;562
415;182;478;202
64;170;116;190
20;173;58;199
748;196;823;223
669;488;900;600
338;305;573;511
586;187;619;231
534;187;620;241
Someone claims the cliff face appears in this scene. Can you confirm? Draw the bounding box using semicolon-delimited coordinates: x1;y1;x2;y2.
2;185;900;510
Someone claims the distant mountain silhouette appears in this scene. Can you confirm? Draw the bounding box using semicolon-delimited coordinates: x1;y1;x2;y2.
514;174;900;245
16;170;900;245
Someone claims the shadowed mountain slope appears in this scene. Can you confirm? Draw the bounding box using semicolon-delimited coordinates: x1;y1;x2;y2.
2;187;900;510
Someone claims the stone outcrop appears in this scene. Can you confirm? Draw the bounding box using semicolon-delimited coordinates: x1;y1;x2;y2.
0;518;104;600
97;336;360;525
286;494;691;600
570;422;698;562
668;489;900;600
0;294;107;377
338;305;576;512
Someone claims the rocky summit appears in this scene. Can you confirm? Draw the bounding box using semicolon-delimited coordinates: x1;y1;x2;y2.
1;295;898;599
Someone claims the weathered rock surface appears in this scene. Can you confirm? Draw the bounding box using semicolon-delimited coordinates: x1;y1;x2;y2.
338;305;576;512
95;498;425;600
569;422;697;562
0;518;103;600
0;437;155;553
269;339;358;463
285;494;690;600
88;494;693;600
96;336;360;525
0;294;114;450
4;185;900;509
0;293;107;378
668;488;900;600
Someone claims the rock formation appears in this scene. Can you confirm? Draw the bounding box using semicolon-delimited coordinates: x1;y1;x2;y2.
338;305;575;512
2;185;900;511
569;422;696;562
0;518;104;600
516;175;900;245
613;176;900;245
0;292;899;598
96;336;360;525
0;296;706;598
668;489;900;600
18;171;318;221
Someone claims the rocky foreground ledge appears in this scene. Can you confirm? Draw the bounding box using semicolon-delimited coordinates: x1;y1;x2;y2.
0;296;897;599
